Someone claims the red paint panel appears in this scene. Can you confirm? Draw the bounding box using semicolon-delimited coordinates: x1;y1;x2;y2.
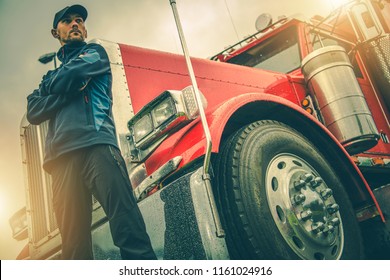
118;44;298;113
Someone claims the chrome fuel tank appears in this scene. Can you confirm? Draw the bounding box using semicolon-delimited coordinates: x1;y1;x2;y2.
302;46;379;155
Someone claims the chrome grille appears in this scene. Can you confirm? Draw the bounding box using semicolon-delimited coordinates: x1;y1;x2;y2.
362;34;390;110
367;34;390;81
23;122;57;243
39;123;57;232
22;121;103;246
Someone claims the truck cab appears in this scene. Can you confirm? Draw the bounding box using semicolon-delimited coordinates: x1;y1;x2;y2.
214;0;390;204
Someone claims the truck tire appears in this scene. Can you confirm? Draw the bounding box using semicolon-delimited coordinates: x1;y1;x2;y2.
214;120;364;259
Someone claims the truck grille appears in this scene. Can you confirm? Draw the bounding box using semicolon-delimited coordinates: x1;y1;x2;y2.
23;122;57;244
22;121;103;248
367;34;390;81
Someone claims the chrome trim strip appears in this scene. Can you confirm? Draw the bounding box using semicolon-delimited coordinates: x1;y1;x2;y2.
134;156;182;201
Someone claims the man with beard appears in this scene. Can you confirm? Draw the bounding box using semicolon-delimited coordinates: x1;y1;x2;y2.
27;4;156;260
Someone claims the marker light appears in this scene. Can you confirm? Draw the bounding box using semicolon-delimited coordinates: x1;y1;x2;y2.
301;98;310;107
305;107;314;114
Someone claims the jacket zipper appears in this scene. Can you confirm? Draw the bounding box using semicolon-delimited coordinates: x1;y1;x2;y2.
84;91;93;126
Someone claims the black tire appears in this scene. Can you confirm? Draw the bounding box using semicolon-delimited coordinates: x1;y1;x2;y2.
214;120;364;259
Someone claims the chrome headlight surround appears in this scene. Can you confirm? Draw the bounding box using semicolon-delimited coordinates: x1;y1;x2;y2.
127;86;207;162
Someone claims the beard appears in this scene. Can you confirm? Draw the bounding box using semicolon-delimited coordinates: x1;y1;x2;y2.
61;31;86;46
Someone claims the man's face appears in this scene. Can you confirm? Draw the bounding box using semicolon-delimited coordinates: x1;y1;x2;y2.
51;13;87;46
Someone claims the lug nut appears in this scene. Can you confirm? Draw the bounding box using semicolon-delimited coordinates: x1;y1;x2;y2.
321;188;333;200
327;203;340;214
301;173;314;183
330;217;340;226
300;210;313;221
294;179;306;190
310;177;323;188
312;222;325;234
293;194;306;204
322;225;335;235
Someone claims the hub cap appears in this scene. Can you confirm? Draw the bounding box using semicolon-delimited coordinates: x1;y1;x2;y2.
265;153;344;259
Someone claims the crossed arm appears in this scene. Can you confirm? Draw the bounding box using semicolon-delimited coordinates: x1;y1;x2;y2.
27;44;110;125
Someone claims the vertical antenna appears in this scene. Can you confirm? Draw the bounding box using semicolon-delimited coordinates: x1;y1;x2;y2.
224;0;240;42
169;0;224;237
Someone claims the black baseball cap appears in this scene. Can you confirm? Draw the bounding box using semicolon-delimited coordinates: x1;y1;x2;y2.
53;4;88;29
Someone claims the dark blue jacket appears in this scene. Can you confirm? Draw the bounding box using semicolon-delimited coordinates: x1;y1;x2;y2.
27;42;118;172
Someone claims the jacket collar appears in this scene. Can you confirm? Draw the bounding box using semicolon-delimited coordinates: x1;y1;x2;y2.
57;42;87;63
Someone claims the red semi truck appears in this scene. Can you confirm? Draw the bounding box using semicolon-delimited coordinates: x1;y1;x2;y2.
12;0;390;259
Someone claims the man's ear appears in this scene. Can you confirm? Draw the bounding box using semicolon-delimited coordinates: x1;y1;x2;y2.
51;29;59;39
84;29;88;39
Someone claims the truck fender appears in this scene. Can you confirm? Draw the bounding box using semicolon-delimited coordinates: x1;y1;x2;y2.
207;92;385;222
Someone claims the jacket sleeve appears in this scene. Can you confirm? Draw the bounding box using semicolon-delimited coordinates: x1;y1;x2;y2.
47;44;111;95
26;87;72;125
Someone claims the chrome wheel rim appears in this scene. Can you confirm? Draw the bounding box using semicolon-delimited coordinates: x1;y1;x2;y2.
265;153;344;260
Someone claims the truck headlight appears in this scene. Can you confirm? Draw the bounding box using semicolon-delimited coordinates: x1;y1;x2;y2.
133;114;153;143
152;97;176;127
127;86;207;161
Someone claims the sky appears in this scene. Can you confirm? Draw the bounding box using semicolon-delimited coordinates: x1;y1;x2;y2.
0;0;342;259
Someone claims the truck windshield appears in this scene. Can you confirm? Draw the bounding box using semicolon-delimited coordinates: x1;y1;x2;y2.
226;26;301;73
